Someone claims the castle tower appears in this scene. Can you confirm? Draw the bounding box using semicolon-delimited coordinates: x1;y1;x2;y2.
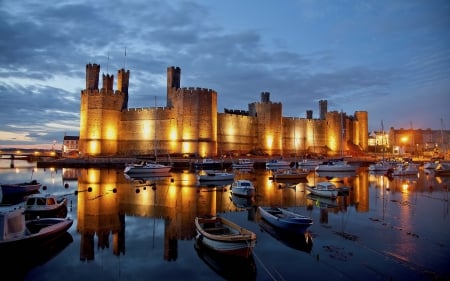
117;69;130;110
86;63;100;90
306;110;313;119
79;64;126;156
319;100;327;120
167;66;181;108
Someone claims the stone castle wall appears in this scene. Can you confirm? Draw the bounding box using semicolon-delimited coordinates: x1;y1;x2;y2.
79;63;368;157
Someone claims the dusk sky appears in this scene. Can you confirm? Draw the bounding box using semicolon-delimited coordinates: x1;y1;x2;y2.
1;0;449;148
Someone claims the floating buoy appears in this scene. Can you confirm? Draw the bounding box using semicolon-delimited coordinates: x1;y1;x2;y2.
135;188;140;193
42;185;47;190
64;183;69;188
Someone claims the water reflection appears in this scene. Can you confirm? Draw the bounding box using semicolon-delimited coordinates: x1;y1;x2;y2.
1;163;450;272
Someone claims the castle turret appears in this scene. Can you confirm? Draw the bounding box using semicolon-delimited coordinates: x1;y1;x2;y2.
86;63;100;90
102;74;114;93
117;69;130;110
167;66;181;108
319;100;327;120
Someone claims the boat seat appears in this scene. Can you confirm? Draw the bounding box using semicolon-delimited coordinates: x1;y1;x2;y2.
204;227;229;234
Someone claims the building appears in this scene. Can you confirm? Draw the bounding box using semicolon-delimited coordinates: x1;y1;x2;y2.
79;63;368;157
62;135;80;157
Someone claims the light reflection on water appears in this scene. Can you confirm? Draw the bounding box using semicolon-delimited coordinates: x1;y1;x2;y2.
0;159;449;281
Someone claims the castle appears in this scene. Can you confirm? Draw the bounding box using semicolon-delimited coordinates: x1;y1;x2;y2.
79;63;368;157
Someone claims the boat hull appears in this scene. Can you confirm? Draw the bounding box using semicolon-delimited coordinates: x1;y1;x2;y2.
194;217;256;258
305;183;338;199
258;207;313;233
1;183;41;196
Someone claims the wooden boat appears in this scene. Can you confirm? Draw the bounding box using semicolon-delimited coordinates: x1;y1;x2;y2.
273;169;309;181
305;181;338;199
124;160;172;174
194;216;257;258
197;171;235;181
24;194;68;220
258;206;313;233
231;179;255;197
258;218;313;253
194;237;257;281
266;159;291;169
0;207;73;252
230;194;253;209
306;194;338;209
1;180;41;197
231;159;255;169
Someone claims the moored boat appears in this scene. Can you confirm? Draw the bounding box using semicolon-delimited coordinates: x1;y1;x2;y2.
1;180;42;197
315;159;358;173
197;171;235;182
305;181;338;199
273;169;309;181
265;159;291;169
24;194;68;220
231;159;255;169
124;161;172;174
435;163;450;176
258;206;313;233
231;179;255;197
0;207;73;252
194;216;257;258
193;158;224;170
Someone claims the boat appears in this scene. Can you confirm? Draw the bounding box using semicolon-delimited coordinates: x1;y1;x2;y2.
273;169;309;181
258;206;313;233
390;162;419;176
194;216;257;258
193;158;224;170
1;180;42;197
197;171;235;182
24;193;68;220
316;170;357;179
368;161;392;172
231;158;255;169
424;159;440;170
231;179;255;197
0;207;73;252
297;159;323;168
194;237;257;281
265;159;291;169
230;194;253;209
124;160;172;174
435;163;450;176
306;194;338;209
315;159;358;172
305;181;338;199
258;218;313;253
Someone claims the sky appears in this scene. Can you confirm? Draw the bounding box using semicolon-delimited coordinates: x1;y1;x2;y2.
0;0;449;148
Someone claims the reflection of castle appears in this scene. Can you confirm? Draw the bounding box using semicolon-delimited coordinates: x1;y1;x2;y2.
79;63;368;157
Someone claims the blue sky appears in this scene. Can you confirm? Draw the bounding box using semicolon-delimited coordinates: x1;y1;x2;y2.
0;0;449;148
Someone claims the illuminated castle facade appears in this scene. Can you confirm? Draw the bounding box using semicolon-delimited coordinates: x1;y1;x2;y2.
79;63;368;157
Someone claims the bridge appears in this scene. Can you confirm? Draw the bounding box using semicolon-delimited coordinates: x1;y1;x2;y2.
0;150;59;168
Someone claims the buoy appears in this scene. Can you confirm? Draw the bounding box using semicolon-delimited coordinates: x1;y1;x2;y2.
64;183;69;188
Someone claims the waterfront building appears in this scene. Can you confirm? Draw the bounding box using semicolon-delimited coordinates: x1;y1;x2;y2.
78;63;368;157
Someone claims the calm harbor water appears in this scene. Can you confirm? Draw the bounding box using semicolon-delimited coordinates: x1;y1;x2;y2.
0;159;449;281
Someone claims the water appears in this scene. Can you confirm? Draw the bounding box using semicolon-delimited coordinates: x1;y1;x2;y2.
0;159;449;281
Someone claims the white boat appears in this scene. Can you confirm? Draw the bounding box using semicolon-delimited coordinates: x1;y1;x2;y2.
194;216;257;258
124;160;172;174
391;163;419;176
24;194;68;220
258;206;313;233
305;182;338;199
231;159;255;169
231;179;255;197
0;207;73;252
315;160;358;172
197;171;235;181
266;159;291;169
